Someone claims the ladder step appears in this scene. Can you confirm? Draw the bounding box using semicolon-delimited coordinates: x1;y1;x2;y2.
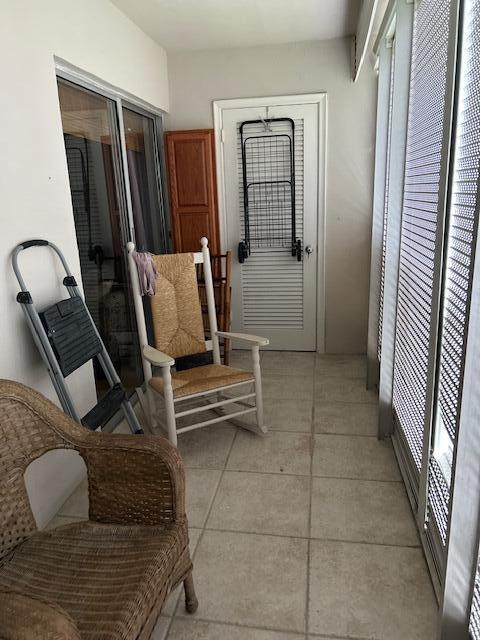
81;383;126;430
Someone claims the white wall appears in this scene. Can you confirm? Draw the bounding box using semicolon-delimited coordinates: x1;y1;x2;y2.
0;0;168;527
167;38;377;353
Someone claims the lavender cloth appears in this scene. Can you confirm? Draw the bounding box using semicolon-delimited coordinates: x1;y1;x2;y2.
132;250;157;296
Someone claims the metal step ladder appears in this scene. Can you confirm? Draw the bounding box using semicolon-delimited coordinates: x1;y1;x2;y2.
12;239;143;434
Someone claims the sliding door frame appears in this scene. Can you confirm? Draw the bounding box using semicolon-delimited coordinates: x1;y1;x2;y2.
438;0;480;635
377;0;414;440
394;0;460;602
55;58;169;251
372;0;462;605
416;0;461;584
366;30;394;390
56;61;169;400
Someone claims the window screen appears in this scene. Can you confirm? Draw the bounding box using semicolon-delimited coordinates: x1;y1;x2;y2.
451;0;480;634
432;0;480;553
392;0;454;471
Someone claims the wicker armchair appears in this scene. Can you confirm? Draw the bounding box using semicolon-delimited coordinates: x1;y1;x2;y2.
0;379;197;640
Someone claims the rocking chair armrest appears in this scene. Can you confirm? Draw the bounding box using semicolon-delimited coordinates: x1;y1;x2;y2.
83;433;187;526
143;345;175;367
215;331;269;347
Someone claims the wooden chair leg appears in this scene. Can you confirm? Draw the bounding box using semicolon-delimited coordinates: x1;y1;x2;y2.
183;571;198;613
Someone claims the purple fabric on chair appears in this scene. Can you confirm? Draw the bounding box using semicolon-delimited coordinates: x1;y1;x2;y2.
132;250;158;297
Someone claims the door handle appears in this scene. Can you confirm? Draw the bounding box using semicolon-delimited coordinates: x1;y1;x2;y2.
305;245;313;256
293;239;302;262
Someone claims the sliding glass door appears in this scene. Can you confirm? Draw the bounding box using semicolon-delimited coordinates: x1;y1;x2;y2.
57;79;167;396
122;107;167;254
370;0;480;632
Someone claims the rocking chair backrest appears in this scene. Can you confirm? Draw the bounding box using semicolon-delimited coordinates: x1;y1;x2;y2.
150;252;206;359
127;237;220;382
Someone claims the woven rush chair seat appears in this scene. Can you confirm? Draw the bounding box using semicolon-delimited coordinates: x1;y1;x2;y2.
148;363;254;399
0;379;198;640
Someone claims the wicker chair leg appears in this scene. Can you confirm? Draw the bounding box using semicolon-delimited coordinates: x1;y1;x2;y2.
183;572;198;614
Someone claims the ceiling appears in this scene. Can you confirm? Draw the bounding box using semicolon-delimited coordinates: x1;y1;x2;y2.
112;0;363;53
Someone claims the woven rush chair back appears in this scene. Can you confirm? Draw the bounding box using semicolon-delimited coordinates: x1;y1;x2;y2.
0;381;74;560
150;253;206;360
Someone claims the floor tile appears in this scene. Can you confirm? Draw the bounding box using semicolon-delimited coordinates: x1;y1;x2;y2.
262;373;313;401
310;477;418;545
229;349;255;369
207;471;310;537
152;615;171;640
57;477;89;518
167;619;304;639
314;402;377;436
312;434;401;481
177;424;237;469
315;376;376;404
309;540;437;639
262;351;315;376
181;530;308;631
227;431;311;476
185;469;222;528
316;355;366;379
163;528;202;616
307;637;348;640
265;397;312;432
113;419;133;434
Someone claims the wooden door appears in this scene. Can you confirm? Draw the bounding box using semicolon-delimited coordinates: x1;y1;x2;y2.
165;129;220;253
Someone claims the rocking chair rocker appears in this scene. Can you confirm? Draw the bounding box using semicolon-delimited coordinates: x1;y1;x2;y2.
127;237;269;445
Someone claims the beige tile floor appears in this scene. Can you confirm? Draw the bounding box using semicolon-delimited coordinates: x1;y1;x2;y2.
49;352;438;640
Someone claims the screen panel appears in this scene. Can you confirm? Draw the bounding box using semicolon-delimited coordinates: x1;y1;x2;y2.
392;0;454;474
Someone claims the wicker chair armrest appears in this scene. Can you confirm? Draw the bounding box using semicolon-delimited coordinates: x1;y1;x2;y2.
0;591;81;640
0;381;185;527
83;433;186;526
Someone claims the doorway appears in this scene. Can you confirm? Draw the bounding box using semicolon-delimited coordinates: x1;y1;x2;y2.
214;95;326;351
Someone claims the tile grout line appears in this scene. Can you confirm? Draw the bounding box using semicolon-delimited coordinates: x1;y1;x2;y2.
314;431;379;438
184;465;403;483
52;516;420;549
165;426;240;639
170;611;361;639
196;526;421;548
304;353;317;636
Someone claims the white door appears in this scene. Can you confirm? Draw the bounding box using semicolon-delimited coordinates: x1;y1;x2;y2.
220;102;320;350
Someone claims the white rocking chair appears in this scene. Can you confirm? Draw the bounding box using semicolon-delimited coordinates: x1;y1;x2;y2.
127;237;269;445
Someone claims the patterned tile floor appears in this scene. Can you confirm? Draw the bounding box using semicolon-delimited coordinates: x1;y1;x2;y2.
49;352;438;639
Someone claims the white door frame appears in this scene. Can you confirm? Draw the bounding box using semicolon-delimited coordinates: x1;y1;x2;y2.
213;93;327;353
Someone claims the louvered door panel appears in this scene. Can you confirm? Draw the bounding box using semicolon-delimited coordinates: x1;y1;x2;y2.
221;102;320;350
237;118;304;330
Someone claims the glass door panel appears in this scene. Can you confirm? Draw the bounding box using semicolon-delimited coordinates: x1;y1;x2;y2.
57;80;143;395
122;107;167;254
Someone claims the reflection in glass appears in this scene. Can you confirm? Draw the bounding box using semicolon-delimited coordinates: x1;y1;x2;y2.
123;108;166;254
57;80;142;395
